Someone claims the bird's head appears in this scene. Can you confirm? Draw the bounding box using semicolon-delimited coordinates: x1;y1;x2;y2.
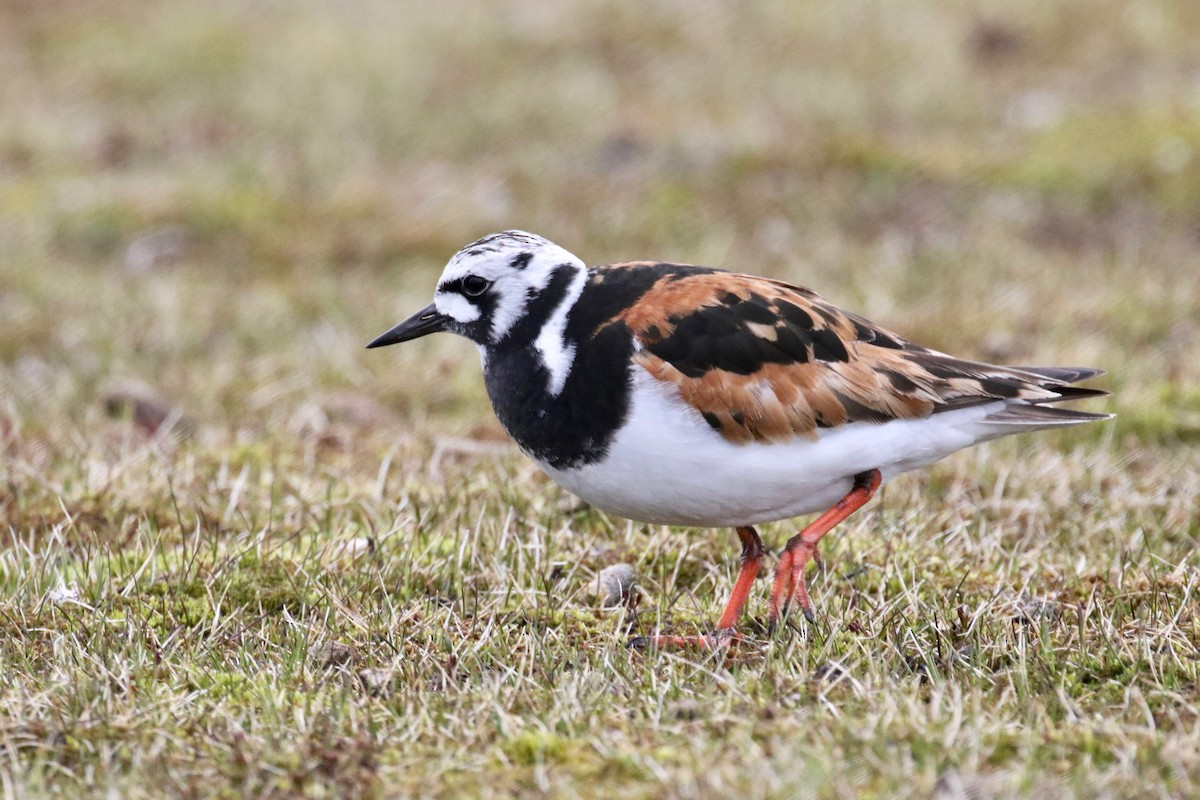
367;230;585;349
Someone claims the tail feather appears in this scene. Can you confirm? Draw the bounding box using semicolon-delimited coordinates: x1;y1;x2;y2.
1035;385;1110;404
1009;366;1107;384
980;365;1112;434
982;404;1114;430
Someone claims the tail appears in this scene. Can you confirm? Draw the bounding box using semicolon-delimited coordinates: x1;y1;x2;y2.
979;366;1112;433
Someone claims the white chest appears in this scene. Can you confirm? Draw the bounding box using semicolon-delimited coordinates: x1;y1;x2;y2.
539;368;1001;527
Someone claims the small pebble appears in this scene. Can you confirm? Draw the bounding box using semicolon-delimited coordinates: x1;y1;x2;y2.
320;537;375;565
594;563;636;608
359;668;394;696
668;700;704;721
124;225;189;274
47;581;82;607
811;661;849;684
102;379;193;438
556;494;590;514
314;641;357;669
1015;592;1062;624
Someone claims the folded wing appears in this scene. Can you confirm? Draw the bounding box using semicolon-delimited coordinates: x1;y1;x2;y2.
597;266;1109;444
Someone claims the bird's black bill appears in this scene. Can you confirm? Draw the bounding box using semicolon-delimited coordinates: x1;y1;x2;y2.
366;303;450;348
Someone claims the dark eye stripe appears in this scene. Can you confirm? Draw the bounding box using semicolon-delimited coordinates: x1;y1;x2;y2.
440;276;490;297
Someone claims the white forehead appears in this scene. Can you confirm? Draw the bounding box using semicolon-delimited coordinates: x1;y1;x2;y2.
438;230;582;286
433;230;585;342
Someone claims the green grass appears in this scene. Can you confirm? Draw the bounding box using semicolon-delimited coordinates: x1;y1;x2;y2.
2;0;1200;796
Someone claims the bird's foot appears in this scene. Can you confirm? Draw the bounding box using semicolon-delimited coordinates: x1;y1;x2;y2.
767;540;821;632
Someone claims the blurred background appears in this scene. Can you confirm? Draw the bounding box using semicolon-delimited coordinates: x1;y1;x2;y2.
3;2;1200;795
1;0;1198;515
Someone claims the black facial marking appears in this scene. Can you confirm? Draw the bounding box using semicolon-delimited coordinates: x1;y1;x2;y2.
482;262;713;470
510;252;533;270
443;289;495;343
502;264;577;344
440;275;494;312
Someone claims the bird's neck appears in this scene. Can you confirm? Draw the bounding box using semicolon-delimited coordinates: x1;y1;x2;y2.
480;267;639;469
487;262;587;391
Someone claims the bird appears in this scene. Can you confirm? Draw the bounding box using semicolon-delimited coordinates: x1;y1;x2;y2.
368;230;1111;647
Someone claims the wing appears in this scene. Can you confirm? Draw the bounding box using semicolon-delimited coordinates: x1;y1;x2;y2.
594;264;1108;444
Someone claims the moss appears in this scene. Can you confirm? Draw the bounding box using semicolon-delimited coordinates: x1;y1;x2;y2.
134;555;318;628
501;730;575;766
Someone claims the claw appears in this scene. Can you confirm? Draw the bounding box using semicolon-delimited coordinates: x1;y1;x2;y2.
765;469;882;634
629;526;765;650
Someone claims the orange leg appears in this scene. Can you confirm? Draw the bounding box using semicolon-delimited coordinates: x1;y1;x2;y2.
716;526;767;630
632;526;766;649
768;469;882;630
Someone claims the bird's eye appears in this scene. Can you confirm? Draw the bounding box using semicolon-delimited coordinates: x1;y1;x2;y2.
462;276;490;297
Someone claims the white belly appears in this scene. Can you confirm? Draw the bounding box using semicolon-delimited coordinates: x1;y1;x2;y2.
540;368;1006;527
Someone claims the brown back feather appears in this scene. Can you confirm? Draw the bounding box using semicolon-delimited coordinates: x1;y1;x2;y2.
598;266;1106;444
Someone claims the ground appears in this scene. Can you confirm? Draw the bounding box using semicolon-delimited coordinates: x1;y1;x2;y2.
1;1;1199;797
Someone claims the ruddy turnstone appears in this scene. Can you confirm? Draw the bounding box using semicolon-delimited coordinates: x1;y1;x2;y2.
368;231;1110;645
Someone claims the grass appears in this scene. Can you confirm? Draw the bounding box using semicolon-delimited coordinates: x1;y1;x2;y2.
2;0;1200;796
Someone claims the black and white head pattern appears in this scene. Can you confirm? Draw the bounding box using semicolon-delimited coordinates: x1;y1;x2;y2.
433;230;588;395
